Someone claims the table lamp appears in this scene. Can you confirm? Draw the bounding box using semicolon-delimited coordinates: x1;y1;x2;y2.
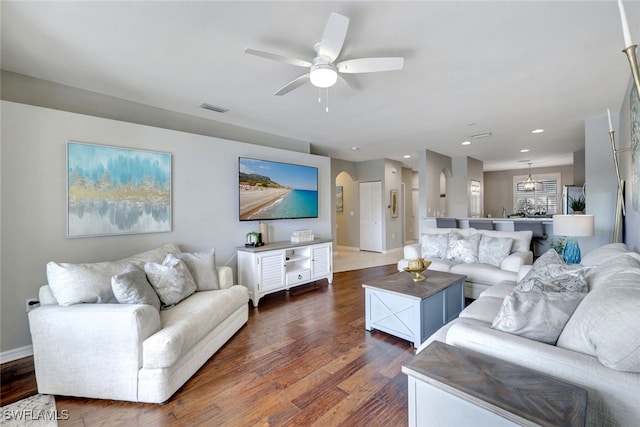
552;215;595;264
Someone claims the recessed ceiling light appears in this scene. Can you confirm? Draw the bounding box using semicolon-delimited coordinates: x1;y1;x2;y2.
462;141;471;146
520;149;530;153
351;146;359;151
403;155;411;158
532;129;544;134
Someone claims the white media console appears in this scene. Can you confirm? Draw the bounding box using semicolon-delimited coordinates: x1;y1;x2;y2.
237;238;333;307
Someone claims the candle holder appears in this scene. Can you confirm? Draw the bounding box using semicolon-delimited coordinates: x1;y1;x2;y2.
609;130;631;243
623;44;640;103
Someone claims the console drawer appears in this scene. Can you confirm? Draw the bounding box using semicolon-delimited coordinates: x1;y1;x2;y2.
286;269;311;286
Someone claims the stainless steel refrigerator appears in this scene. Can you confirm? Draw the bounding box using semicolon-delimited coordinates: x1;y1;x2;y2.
562;185;585;214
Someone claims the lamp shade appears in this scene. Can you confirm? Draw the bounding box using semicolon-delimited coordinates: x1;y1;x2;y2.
552;215;595;237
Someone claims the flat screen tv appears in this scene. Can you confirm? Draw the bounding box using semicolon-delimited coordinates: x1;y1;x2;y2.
239;157;318;221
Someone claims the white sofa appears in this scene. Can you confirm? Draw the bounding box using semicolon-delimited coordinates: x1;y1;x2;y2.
417;243;640;426
28;243;249;403
398;227;533;298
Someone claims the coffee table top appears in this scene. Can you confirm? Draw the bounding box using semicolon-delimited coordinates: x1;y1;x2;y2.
362;270;466;300
403;341;587;426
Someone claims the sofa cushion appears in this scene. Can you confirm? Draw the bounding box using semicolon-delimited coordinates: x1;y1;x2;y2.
142;285;248;369
46;243;182;306
172;248;220;291
492;290;586;345
479;229;532;253
427;258;457;272
145;255;197;309
580;243;629;267
478;235;514;267
447;232;481;263
451;263;517;287
111;264;161;311
459;296;504;323
557;267;640;372
46;260;125;306
516;249;589;293
420;233;449;259
479;281;516;299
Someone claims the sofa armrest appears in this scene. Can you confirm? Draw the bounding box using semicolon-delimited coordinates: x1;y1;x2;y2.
403;243;421;259
28;303;161;401
216;266;234;289
500;251;533;273
445;322;640;426
518;264;533;281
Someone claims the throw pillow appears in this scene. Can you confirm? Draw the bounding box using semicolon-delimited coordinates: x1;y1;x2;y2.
478;235;514;267
491;290;587;345
557;267;640;372
144;254;196;309
446;232;481;263
515;249;589;293
172;248;219;290
46;261;126;306
420;233;449;259
111;264;161;311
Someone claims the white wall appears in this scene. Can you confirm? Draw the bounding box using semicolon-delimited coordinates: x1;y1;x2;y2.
0;101;332;354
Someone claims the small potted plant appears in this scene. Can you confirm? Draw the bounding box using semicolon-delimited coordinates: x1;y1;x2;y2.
569;196;585;214
549;238;566;255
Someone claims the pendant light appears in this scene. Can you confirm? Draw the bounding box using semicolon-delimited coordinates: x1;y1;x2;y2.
524;162;536;192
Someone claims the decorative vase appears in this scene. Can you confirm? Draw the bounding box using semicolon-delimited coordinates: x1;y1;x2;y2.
404;258;432;281
563;238;581;264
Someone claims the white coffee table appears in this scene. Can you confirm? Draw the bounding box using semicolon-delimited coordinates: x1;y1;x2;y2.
362;270;466;348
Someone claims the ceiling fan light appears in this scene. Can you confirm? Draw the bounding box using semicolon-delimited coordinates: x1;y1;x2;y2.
310;65;338;88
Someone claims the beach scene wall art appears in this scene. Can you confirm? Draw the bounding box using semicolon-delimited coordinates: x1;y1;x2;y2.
239;157;318;221
67;142;172;237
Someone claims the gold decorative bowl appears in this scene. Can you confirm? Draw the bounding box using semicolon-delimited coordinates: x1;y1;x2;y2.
403;258;432;281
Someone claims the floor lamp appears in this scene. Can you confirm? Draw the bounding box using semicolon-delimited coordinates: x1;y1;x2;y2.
552;215;595;264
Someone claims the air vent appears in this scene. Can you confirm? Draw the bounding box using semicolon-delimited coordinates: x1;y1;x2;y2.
471;132;492;139
200;103;229;113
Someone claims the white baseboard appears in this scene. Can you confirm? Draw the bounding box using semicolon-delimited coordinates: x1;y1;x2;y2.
1;345;33;364
335;245;360;253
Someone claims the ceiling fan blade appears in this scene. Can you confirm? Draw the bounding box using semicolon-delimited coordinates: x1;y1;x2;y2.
244;47;311;68
317;13;349;62
274;73;310;96
337;57;404;74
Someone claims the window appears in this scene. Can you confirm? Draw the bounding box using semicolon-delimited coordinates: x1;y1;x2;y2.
513;173;561;215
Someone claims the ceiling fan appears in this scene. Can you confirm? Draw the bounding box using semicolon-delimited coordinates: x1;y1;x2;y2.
244;12;404;96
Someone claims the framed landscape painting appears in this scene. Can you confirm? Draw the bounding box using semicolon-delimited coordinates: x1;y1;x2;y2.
67;142;172;237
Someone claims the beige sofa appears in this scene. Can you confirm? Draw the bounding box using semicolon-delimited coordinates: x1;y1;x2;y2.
398;227;533;298
417;243;640;426
28;243;248;403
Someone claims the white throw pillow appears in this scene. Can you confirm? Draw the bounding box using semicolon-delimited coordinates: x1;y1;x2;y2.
145;254;196;309
172;248;219;290
46;261;125;306
492;290;586;345
478;235;514;267
557;267;640;372
111;263;161;311
516;249;589;293
420;233;449;259
446;232;481;263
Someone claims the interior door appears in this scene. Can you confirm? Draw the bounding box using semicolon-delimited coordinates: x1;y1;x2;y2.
360;181;383;252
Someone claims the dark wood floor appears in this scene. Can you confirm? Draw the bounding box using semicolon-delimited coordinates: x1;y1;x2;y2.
1;264;416;426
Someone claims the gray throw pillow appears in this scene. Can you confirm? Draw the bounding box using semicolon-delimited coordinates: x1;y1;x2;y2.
145;254;196;309
492;290;586;345
478;235;514;267
172;248;219;290
446;232;481;263
516;249;589;293
420;233;449;259
111;264;161;311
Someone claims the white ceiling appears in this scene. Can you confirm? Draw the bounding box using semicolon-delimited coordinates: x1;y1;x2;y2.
2;1;638;171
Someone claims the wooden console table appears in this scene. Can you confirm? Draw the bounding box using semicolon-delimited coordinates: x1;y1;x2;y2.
402;341;587;426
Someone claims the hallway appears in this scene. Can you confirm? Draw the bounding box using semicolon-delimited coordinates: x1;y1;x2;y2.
333;246;403;273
